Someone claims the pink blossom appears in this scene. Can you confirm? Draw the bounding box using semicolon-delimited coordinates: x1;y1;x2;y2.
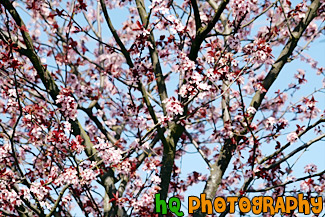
149;0;170;15
231;0;257;18
150;174;161;184
94;138;122;165
304;164;317;174
287;132;298;143
57;168;79;186
278;118;289;128
228;36;241;51
284;175;297;182
55;88;78;121
70;135;84;154
246;106;256;115
80;168;99;185
30;182;49;201
300;179;314;192
264;117;276;129
117;160;132;175
163;97;184;117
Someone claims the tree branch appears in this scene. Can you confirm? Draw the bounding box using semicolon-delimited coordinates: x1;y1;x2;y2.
191;0;202;31
99;0;134;68
263;134;325;171
135;0;168;113
259;118;324;165
0;1;124;215
185;130;212;168
46;185;70;217
194;1;321;216
247;170;325;192
249;0;321;116
189;0;230;61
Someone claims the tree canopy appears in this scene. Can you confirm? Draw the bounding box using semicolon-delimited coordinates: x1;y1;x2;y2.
0;0;324;216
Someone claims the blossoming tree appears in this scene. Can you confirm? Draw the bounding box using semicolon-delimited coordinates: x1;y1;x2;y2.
0;0;324;216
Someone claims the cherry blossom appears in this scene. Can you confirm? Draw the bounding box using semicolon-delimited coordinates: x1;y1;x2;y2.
163;97;184;117
0;0;323;216
287;132;298;143
55;88;78;121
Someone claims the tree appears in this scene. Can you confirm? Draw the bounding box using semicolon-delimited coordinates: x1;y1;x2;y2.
0;0;324;216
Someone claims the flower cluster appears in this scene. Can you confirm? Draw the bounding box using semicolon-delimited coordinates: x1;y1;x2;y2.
304;164;318;174
149;0;170;15
287;132;298;143
70;135;84;154
264;117;288;131
0;183;22;211
228;35;241;51
54;164;99;188
163;97;184;117
243;39;274;65
55;88;78;121
230;0;258;18
94;138;123;166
